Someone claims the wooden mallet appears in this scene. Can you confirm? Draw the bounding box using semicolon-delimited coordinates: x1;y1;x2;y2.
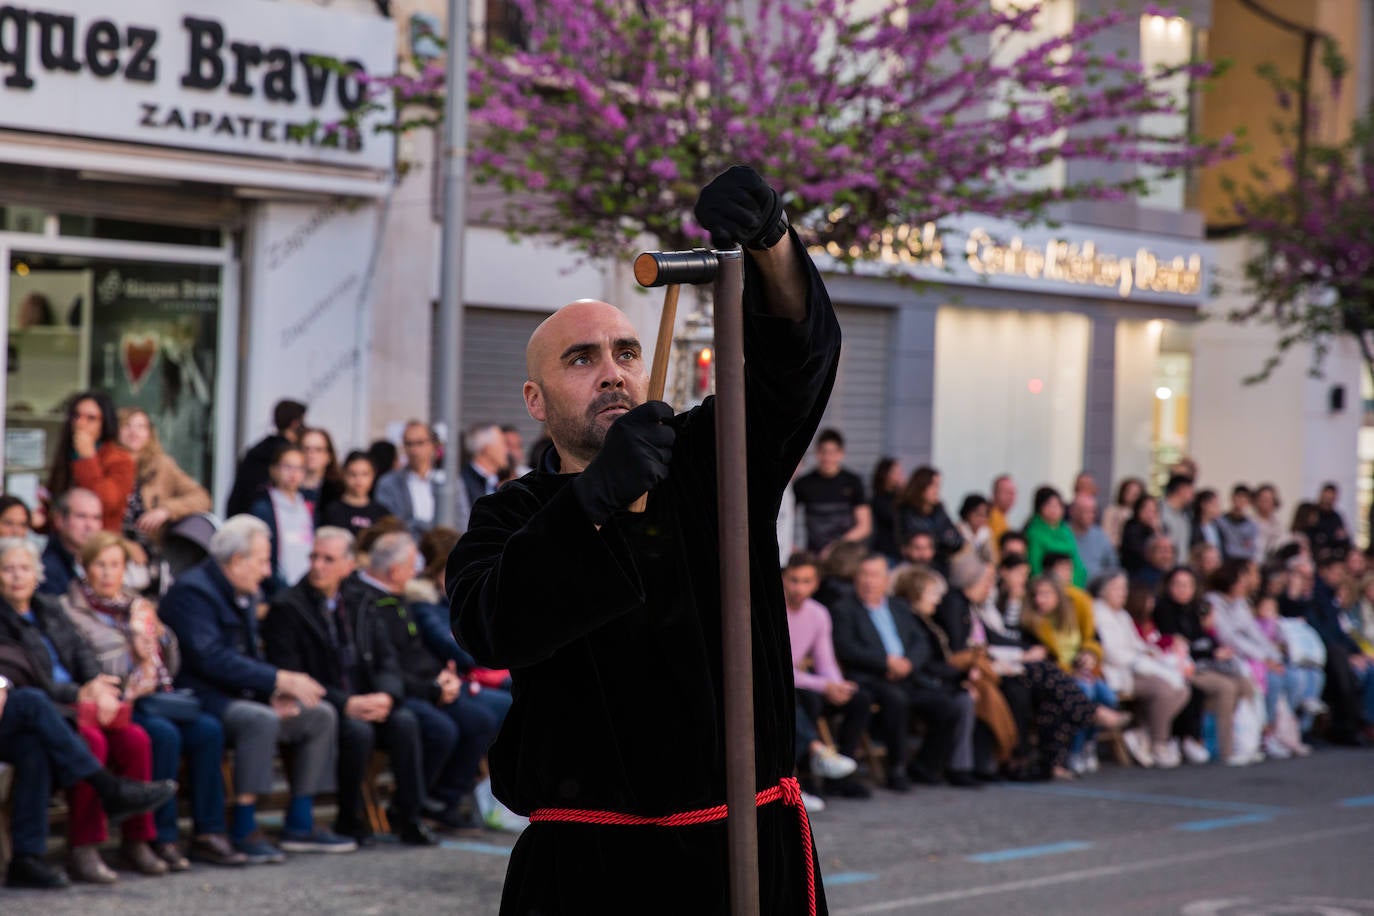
628;248;720;513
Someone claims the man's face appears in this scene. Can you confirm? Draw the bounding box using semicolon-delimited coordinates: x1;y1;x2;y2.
1320;487;1337;510
855;558;889;606
903;533;935;565
383;546;418;592
1148;538;1175;570
1171;484;1194;507
1231;492;1251;515
224;535;272;595
57;493;102;553
504;430;523;465
815;442;843;476
993;478;1016;512
478;426;509;468
307;537;355;596
403;424;436;473
782;564;819;609
1068;496;1095;530
524;301;647;470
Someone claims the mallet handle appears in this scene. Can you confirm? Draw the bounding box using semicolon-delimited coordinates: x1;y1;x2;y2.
628;283;680;514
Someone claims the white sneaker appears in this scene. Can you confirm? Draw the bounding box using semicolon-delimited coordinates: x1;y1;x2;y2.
1224;752;1255;766
1153;741;1181;769
1262;735;1292;760
1067;752;1088;776
1085;745;1100;774
1181;737;1211;765
801;791;826;814
1300;697;1329;717
1122;728;1154;768
810;746;858;781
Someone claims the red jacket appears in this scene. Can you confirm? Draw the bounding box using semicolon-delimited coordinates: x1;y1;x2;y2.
69;442;136;532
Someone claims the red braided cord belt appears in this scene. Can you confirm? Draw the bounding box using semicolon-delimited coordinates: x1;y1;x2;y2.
529;776;817;916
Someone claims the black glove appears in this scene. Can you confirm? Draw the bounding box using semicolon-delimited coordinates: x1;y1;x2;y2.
694;165;789;251
571;401;676;525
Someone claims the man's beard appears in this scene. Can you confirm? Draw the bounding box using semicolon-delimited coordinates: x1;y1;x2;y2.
545;390;637;465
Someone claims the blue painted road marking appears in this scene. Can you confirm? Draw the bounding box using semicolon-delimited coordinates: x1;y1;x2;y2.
1174;813;1274;832
1002;784;1282;815
826;872;879;887
442;839;515;856
966;840;1094;864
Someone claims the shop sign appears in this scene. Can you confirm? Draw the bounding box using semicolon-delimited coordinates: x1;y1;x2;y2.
0;0;394;170
814;216;1208;304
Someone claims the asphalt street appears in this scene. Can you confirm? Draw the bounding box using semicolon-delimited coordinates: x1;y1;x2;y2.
9;748;1374;915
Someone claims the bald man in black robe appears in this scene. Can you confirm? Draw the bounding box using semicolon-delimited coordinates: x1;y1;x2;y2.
448;166;840;915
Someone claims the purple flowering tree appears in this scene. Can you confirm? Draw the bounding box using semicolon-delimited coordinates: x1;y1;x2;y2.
357;0;1228;264
1224;44;1374;382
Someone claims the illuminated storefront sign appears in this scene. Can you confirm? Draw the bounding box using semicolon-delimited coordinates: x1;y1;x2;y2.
814;217;1208;304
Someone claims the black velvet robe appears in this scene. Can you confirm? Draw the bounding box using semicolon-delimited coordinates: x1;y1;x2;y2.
448;239;840;915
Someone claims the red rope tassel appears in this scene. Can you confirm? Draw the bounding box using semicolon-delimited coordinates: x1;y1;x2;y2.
529;776;817;916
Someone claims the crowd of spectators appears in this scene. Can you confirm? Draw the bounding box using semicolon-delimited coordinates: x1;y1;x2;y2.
0;395;527;890
6;389;1374;888
786;430;1374;809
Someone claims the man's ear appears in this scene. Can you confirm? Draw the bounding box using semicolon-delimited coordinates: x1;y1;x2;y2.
524;381;546;423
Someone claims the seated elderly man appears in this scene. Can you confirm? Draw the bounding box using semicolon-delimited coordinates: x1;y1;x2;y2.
829;553;977;792
38;488;104;597
367;530;500;830
160;515;355;864
262;527;438;847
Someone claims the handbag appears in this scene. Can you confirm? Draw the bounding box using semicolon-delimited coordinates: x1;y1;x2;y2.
135;688;203;723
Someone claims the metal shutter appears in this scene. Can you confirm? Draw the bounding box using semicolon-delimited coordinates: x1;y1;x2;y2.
460;306;552;454
816;305;893;481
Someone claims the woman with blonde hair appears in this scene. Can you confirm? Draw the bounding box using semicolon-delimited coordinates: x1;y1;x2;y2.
117;408;211;544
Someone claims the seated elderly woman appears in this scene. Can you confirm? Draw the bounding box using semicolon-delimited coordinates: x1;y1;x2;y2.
0;537;166;883
61;531;245;869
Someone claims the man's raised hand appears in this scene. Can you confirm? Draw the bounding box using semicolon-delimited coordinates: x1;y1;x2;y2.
571;401;676;525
